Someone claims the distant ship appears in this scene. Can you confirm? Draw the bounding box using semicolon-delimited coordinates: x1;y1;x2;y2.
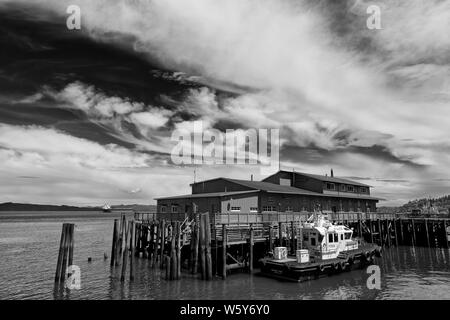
102;204;112;212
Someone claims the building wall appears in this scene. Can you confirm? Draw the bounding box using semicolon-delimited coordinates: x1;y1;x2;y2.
263;172;371;196
220;193;259;213
258;192;377;212
157;196;222;216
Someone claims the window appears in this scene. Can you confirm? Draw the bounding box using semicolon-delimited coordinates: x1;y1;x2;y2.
334;234;339;242
250;207;258;212
310;238;316;246
285;206;293;212
360;187;367;193
347;185;354;192
171;205;178;213
328;234;334;243
262;206;276;212
230;206;241;212
341;234;344;241
303;234;309;242
326;182;335;190
161;205;167;213
345;232;351;240
340;184;346;192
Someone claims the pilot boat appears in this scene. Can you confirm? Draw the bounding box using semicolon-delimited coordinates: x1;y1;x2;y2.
259;212;381;282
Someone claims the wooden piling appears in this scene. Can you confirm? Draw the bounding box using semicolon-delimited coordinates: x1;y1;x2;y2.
278;222;283;247
110;219;119;266
393;219;398;246
377;219;382;246
411;219;416;246
290;221;295;255
170;222;177;280
249;225;254;273
205;213;213;280
444;221;449;249
386;220;391;247
129;220;135;281
192;214;200;274
67;224;74;268
369;220;374;243
152;221;160;268
222;224;227;280
165;255;171;280
199;214;207;280
55;223;68;282
60;224;71;283
176;221;182;280
268;225;273;253
160;219;166;269
120;220;129;282
400;219;404;244
424;219;430;247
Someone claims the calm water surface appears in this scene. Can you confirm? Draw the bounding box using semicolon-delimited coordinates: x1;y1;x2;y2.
0;211;449;300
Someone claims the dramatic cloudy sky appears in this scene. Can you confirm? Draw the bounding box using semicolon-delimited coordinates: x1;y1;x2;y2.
0;0;449;206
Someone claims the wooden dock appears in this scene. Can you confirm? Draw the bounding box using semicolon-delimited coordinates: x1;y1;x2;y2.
102;211;450;282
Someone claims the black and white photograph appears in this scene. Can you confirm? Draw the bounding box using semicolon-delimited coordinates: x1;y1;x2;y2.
0;0;450;307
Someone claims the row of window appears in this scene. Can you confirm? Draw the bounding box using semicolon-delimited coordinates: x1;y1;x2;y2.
161;203;372;213
325;183;368;193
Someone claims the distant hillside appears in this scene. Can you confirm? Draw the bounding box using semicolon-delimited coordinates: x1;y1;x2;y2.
378;195;450;214
399;195;450;213
0;202;101;211
0;202;156;212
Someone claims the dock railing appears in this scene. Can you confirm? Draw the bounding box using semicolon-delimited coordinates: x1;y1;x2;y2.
134;210;449;225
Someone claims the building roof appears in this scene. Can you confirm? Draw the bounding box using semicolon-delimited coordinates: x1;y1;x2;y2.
154;190;259;200
269;170;372;187
164;177;383;201
225;178;319;195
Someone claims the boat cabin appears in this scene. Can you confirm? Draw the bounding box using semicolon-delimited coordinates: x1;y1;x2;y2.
301;214;358;260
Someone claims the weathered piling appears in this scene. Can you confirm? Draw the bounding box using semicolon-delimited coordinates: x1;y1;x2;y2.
192;214;200;274
424;219;430;247
205;214;213;280
290;221;295;254
110;219;119;266
160;219;166;269
176;221;182;280
55;224;67;282
393;219;398;246
165;255;171;280
377;219;382;246
268;225;273;253
199;214;207;280
120;220;129;282
249;225;254;273
129;220;135;281
411;219;416;246
170;222;177;280
278;222;283;246
222;224;227;280
152;221;160;268
67;224;74;269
